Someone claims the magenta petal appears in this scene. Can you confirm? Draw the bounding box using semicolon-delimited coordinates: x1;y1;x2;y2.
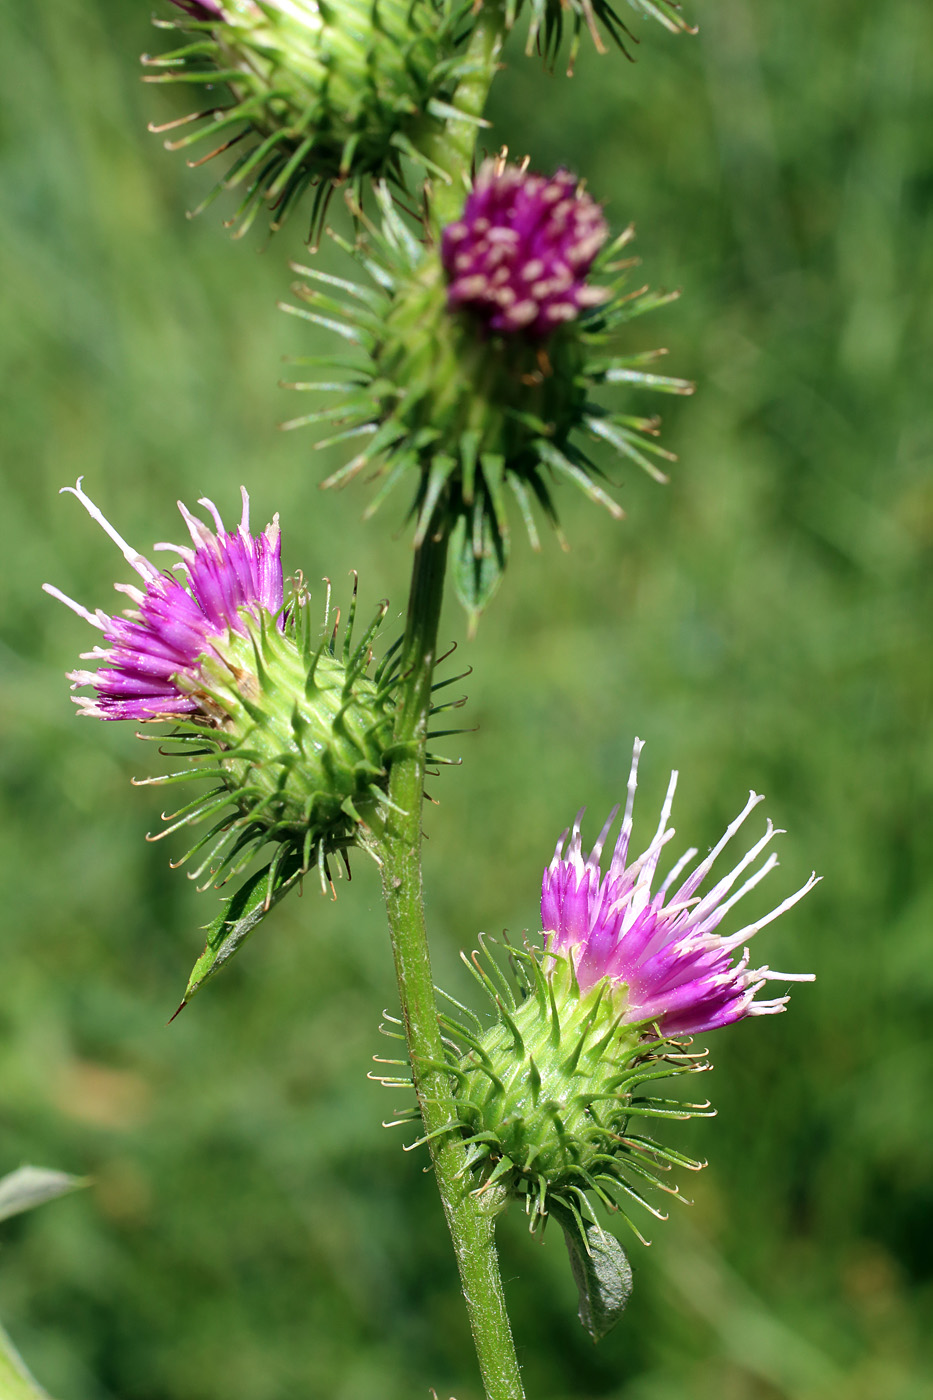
540;740;816;1035
51;486;285;723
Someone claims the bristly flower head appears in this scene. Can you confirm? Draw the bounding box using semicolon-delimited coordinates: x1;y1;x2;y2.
44;482;416;1002
144;0;477;238
282;167;693;628
441;164;609;337
433;741;815;1274
542;739;818;1034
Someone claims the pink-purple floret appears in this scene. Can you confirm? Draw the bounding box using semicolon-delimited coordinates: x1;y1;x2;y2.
46;484;283;723
441;162;609;338
541;741;816;1037
170;0;226;19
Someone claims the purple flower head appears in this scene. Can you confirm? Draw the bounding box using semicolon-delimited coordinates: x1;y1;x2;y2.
541;740;817;1036
44;480;283;723
440;159;609;338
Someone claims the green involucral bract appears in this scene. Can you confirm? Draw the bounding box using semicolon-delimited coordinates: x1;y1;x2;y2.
281;187;693;626
147;579;402;898
144;0;476;236
149;579;428;1005
442;940;709;1242
495;0;695;73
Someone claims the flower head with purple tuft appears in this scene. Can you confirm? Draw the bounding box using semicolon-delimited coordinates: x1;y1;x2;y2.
542;738;818;1035
441;159;609;338
44;480;283;724
44;483;405;957
446;740;817;1246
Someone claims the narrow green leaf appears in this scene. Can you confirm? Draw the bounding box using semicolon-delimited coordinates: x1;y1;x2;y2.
0;1168;84;1226
0;1169;87;1399
178;861;301;1010
0;1321;51;1400
451;514;506;636
549;1198;633;1341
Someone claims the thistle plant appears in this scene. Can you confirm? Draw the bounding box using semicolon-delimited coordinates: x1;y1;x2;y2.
33;3;822;1398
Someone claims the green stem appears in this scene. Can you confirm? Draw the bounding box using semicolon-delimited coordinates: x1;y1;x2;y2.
423;1;508;228
378;525;525;1400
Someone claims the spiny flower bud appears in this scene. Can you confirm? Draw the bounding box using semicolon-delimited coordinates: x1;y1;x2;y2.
441;165;609;336
495;0;696;75
144;0;476;236
441;740;816;1242
282;165;693;626
44;481;404;917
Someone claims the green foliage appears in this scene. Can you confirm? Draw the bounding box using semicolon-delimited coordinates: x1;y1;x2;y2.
143;0;477;236
178;858;304;1008
549;1197;633;1341
0;1321;52;1400
0;1168;85;1400
2;0;933;1397
0;1170;85;1228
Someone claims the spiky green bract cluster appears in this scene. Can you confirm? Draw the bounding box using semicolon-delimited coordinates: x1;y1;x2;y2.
143;0;477;237
143;577;410;1008
497;0;695;74
282;187;694;627
147;577;404;896
440;938;710;1243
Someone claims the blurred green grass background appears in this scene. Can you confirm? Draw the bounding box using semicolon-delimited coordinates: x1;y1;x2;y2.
2;1;933;1397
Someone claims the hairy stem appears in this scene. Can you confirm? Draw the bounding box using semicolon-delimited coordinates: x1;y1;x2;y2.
377;9;522;1393
378;526;525;1400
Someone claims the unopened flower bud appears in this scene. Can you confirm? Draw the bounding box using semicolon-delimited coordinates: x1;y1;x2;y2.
145;0;475;235
441;165;609;337
284;165;693;625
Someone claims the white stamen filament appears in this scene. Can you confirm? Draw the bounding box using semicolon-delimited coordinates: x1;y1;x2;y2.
721;873;821;949
659;846;698;896
756;966;816;983
699;852;780;929
639;769;679;888
113;582;146;606
153;542;196;565
676;791;766;899
177;500;217;551
42;584;108;631
60;479;160;582
590;803;621;864
198;496;227;536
